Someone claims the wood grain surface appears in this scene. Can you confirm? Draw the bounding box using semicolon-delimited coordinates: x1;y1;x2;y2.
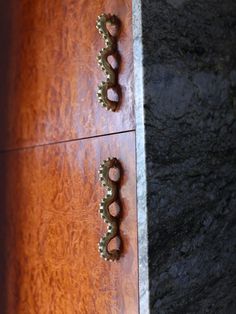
0;132;138;314
0;0;134;150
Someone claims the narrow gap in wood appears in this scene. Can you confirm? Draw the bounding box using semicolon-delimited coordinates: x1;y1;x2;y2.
0;129;136;154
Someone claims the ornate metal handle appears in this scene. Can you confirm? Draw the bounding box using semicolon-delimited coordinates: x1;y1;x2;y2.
96;14;121;112
98;157;122;261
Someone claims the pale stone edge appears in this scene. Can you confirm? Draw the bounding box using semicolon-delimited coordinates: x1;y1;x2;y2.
132;1;150;313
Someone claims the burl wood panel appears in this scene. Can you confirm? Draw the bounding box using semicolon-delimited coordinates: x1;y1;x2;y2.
0;132;138;314
0;0;134;150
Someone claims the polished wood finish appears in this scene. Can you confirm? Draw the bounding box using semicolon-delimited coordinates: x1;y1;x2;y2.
0;132;138;313
0;0;134;151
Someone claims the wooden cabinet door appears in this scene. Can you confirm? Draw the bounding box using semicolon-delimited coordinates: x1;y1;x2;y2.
0;1;134;150
0;132;138;313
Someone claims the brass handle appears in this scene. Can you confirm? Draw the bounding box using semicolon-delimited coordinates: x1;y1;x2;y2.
96;14;121;112
98;157;122;261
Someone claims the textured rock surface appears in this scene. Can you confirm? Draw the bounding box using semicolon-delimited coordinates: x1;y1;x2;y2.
142;0;236;313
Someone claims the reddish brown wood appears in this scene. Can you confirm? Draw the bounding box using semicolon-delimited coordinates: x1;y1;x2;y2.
0;132;138;313
0;0;134;150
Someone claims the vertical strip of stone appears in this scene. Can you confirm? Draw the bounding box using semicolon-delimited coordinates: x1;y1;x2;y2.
132;1;150;313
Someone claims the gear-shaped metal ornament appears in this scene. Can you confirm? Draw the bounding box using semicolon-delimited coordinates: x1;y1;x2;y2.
98;157;122;261
96;14;121;112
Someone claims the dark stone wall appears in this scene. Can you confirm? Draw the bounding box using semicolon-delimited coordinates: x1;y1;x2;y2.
142;1;236;313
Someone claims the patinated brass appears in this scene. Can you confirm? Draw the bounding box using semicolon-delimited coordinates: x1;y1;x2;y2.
98;157;122;261
96;14;120;112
